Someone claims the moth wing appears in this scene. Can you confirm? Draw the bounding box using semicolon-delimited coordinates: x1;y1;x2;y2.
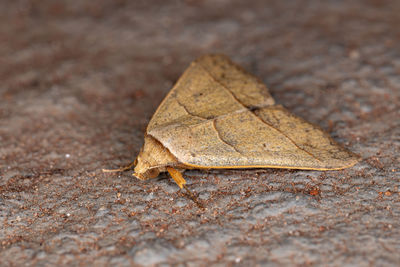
147;54;359;170
147;54;275;132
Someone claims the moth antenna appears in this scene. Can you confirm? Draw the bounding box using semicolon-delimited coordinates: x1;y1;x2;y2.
102;160;136;173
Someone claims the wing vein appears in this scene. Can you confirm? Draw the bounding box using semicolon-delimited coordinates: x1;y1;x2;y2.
212;119;245;156
176;99;208;120
197;62;322;163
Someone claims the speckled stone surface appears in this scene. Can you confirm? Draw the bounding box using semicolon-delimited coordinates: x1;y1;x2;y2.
1;0;399;266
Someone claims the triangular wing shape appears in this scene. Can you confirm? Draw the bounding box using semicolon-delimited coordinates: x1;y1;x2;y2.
144;54;359;171
147;54;275;132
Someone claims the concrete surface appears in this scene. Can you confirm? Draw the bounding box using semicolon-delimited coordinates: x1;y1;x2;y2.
0;0;399;266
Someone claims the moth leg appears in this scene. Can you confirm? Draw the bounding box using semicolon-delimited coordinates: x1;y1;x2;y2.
167;167;204;208
102;160;136;173
166;167;186;188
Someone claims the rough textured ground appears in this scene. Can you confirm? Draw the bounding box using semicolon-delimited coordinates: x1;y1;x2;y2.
1;0;399;266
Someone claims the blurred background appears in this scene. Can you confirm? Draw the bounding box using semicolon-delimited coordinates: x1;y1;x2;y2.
1;0;399;266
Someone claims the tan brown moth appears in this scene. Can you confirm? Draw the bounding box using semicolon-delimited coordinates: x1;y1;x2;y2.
104;54;360;195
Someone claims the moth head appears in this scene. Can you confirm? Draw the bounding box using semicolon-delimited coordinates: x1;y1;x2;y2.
133;154;160;180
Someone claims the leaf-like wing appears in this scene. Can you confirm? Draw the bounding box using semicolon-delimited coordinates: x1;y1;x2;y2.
144;54;359;171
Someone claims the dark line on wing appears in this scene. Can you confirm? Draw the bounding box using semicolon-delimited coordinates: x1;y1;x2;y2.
197;63;322;163
176;99;208;120
253;110;322;162
212;119;244;156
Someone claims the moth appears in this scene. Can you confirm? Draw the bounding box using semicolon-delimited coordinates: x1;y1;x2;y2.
104;54;359;194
